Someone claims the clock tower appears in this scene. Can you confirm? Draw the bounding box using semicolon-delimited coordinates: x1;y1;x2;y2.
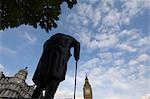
83;75;92;99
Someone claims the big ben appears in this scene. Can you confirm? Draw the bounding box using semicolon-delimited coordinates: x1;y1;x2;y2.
83;75;93;99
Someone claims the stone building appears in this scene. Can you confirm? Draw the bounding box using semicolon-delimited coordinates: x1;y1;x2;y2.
83;76;93;99
0;67;34;98
0;67;93;99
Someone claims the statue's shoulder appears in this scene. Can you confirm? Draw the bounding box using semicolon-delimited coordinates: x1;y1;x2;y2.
51;33;77;41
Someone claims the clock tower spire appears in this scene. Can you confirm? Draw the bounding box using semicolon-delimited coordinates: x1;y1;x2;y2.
83;75;93;99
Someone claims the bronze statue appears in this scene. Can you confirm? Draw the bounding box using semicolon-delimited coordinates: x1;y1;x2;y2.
32;33;80;98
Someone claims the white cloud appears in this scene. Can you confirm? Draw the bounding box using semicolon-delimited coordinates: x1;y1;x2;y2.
0;64;5;72
79;58;100;73
137;54;150;62
118;29;150;54
136;36;150;47
69;0;150;31
66;0;149;55
119;29;139;37
98;52;112;60
76;32;119;50
99;0;116;14
55;89;73;99
68;2;102;28
121;0;150;25
24;32;37;45
129;53;150;65
93;9;101;27
102;9;120;26
76;30;91;48
117;44;137;52
128;60;138;65
113;52;125;59
67;0;150;34
119;29;141;47
114;59;125;65
95;33;119;48
0;46;16;55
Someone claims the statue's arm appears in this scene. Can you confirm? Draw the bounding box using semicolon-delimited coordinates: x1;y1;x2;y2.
73;41;80;61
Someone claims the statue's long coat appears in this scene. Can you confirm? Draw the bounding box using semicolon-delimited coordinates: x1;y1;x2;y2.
32;33;80;86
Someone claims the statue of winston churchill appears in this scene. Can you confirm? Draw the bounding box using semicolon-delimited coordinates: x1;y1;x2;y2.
32;33;80;99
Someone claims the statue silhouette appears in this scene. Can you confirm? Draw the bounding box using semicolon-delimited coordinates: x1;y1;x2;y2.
32;33;80;98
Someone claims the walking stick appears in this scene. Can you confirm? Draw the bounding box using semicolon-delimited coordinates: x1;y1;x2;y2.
74;61;78;99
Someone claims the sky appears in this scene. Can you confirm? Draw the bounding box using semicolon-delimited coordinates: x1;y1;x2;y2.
0;0;150;99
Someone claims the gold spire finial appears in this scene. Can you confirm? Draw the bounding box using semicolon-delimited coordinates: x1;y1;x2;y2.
85;73;89;83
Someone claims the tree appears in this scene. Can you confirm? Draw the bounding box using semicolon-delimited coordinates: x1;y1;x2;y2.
0;0;77;32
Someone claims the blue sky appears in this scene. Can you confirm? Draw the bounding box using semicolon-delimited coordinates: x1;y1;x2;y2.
0;0;150;99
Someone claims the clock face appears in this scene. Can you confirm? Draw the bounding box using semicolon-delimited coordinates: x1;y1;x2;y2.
85;89;91;94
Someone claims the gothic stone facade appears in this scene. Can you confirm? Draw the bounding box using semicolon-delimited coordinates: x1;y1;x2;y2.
0;67;34;98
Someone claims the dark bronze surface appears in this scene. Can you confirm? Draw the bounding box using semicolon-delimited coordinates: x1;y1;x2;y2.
32;33;80;98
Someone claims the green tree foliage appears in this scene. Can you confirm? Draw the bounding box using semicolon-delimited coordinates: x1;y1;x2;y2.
0;0;77;32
